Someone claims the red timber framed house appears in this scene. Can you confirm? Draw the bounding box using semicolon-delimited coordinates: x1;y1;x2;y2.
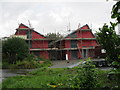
13;23;101;60
54;24;100;60
14;23;51;59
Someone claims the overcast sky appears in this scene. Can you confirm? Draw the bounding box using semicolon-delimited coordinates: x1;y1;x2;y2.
0;0;117;37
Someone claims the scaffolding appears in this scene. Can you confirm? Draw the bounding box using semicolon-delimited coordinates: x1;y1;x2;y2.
15;23;98;60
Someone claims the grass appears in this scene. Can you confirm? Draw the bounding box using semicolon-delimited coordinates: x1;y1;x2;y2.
2;67;74;88
2;66;120;89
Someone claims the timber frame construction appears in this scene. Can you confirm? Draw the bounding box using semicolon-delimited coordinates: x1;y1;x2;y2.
12;23;102;60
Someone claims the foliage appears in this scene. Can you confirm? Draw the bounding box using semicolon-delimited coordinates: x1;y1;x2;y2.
2;37;29;64
2;54;52;69
2;65;120;89
111;1;120;23
107;68;120;89
45;33;63;40
2;68;71;88
2;62;14;69
67;58;98;89
96;22;120;62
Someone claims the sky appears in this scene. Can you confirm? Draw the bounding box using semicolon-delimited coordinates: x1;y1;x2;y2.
0;0;118;38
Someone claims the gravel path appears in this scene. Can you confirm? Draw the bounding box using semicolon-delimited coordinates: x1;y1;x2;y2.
49;60;80;68
49;59;113;70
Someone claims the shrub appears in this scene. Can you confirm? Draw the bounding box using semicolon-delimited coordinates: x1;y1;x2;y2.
107;69;120;86
2;37;29;64
68;58;99;89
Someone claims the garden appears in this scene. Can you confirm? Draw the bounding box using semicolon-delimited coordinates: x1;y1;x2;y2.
1;59;120;89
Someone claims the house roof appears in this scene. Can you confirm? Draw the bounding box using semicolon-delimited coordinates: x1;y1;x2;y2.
18;23;29;29
16;23;47;38
49;24;97;45
65;24;90;38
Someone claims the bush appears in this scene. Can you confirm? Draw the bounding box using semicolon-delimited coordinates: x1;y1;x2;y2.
3;37;29;64
13;56;52;69
68;58;99;89
2;54;52;69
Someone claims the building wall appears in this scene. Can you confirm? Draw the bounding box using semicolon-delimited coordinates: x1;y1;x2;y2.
77;31;94;38
81;40;97;47
15;24;101;60
81;25;89;29
15;24;49;59
19;25;28;28
65;40;71;48
32;41;48;48
15;30;27;35
31;51;49;59
63;25;99;59
40;51;49;59
32;31;45;39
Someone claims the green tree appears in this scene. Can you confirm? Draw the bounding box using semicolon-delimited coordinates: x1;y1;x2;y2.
3;37;29;64
111;1;120;23
97;22;120;62
46;33;63;40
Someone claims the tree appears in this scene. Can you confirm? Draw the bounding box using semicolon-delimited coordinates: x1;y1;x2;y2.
46;33;63;40
3;37;29;64
111;1;120;23
97;22;120;62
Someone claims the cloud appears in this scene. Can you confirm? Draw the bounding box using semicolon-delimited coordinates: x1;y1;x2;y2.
0;2;116;37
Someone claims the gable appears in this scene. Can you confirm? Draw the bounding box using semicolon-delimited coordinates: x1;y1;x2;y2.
77;31;95;38
18;23;29;29
66;24;91;38
81;24;90;29
32;30;46;39
15;30;27;35
15;23;46;39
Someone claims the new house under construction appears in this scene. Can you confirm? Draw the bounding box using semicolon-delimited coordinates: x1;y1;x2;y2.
12;23;102;60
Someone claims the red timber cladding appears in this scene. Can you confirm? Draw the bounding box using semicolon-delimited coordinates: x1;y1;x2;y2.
32;41;48;48
15;30;26;35
82;40;97;47
77;40;97;48
15;23;29;35
40;51;49;59
81;25;89;29
19;25;28;28
65;40;71;48
32;31;45;39
77;31;94;38
77;24;94;38
31;30;48;49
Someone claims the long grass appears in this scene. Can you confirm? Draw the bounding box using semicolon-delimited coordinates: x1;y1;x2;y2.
2;67;120;88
